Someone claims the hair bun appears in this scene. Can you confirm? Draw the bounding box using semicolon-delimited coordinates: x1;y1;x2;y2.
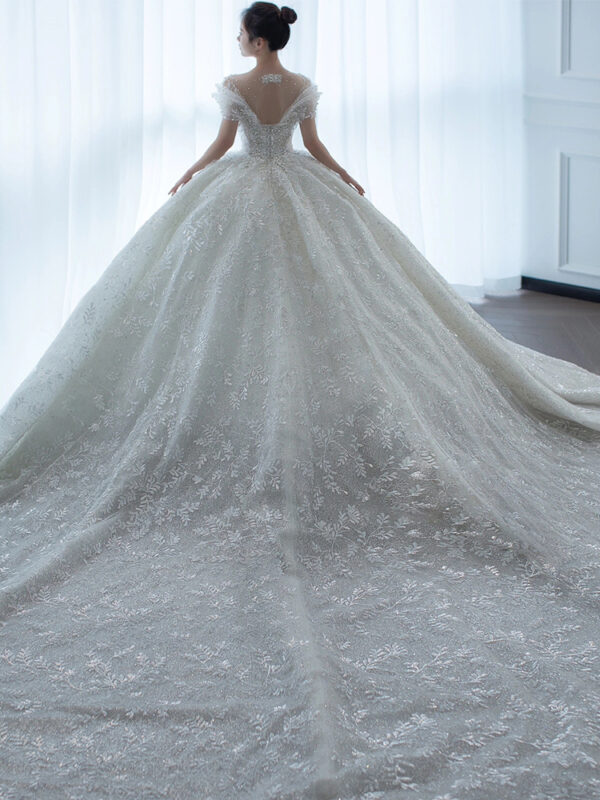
280;6;297;24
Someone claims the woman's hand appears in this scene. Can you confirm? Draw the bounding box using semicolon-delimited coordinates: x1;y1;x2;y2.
339;169;365;196
169;169;195;196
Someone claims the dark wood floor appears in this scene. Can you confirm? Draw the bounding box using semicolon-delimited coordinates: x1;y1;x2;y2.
469;289;600;376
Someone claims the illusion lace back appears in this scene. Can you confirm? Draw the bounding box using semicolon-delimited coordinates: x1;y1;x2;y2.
212;72;321;158
1;72;600;799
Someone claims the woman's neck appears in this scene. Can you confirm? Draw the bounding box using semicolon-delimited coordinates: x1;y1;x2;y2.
253;54;283;73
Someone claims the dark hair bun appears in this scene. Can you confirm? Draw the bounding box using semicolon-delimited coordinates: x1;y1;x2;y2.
280;6;297;24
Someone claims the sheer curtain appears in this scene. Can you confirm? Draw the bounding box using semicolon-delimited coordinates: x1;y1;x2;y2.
0;0;524;409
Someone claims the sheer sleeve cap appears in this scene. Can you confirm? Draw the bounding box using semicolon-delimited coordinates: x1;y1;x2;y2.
294;82;322;122
211;77;244;121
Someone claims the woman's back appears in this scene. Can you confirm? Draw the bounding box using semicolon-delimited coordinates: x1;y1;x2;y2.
224;69;310;125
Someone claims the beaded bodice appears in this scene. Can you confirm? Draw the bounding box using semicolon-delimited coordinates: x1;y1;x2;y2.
212;75;322;160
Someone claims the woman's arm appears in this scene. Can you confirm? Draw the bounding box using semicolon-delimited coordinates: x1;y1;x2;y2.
168;119;238;196
299;117;365;196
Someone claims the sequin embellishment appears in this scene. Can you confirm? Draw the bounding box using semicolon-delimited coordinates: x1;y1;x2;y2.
260;73;283;83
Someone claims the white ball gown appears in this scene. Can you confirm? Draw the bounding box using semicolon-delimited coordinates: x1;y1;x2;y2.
1;72;600;799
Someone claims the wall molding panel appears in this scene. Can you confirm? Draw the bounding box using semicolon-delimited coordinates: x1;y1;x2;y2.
524;93;600;130
560;0;600;81
523;0;600;293
558;152;600;278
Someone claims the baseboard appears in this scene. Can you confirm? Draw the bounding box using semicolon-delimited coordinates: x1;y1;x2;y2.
521;276;600;303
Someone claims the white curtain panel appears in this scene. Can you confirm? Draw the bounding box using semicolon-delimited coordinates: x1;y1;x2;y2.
0;0;524;409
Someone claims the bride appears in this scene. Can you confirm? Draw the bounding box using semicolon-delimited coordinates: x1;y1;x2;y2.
1;3;600;797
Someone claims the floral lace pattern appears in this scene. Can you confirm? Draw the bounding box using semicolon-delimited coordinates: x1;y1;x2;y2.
1;75;600;798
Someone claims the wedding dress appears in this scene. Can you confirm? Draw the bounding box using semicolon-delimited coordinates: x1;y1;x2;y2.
1;72;600;799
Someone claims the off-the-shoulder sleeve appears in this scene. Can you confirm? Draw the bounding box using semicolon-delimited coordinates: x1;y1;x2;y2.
211;78;245;121
293;83;322;122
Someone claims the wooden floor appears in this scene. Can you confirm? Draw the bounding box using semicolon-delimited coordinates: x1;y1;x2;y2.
469;289;600;376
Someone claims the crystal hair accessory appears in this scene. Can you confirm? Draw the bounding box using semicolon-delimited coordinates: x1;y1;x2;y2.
260;73;283;83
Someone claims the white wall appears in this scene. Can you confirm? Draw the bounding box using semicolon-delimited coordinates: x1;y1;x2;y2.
523;0;600;290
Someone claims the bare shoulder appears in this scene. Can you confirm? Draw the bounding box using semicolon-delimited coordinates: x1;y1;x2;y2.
222;74;240;89
233;69;311;89
295;72;312;85
285;70;312;89
228;71;255;92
